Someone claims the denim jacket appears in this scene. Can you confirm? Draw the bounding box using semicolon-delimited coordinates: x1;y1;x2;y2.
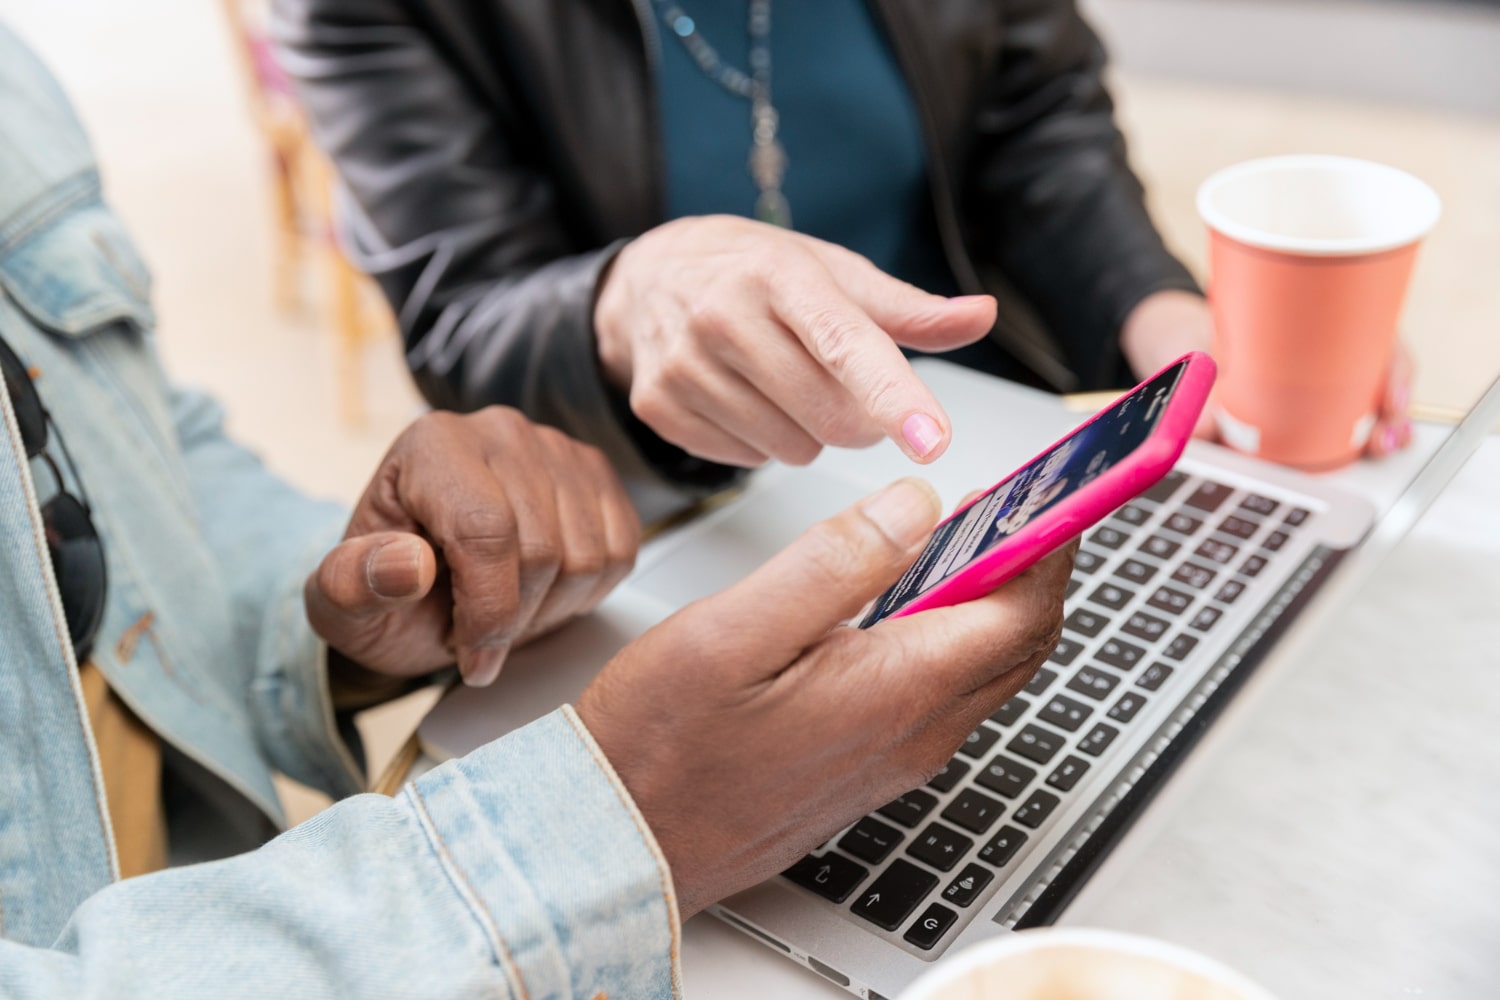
0;25;679;997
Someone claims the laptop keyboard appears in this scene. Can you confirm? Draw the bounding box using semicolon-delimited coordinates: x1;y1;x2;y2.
780;468;1315;954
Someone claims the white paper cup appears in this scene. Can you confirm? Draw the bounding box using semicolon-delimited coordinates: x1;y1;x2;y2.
899;929;1277;1000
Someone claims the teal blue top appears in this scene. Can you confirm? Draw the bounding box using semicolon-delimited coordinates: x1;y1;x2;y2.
654;0;958;295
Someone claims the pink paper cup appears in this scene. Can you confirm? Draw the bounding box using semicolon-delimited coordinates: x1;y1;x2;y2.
1197;155;1440;469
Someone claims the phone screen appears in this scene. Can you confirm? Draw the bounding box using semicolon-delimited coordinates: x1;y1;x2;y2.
859;360;1187;626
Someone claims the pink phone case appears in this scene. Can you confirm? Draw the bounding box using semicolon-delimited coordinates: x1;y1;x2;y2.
880;352;1217;621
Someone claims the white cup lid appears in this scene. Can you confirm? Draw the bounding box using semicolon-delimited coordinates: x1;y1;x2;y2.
1197;154;1440;256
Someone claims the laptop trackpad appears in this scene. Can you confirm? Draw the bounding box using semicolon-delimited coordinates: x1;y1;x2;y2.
631;467;875;609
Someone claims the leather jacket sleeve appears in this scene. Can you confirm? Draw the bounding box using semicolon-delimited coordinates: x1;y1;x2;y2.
964;0;1200;389
271;0;736;524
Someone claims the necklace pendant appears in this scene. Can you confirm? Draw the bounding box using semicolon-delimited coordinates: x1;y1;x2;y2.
748;137;787;192
755;189;792;228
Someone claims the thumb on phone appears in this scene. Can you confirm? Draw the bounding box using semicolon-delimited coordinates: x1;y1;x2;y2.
704;478;941;672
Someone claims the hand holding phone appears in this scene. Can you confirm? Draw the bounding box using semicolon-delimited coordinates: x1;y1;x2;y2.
859;353;1216;626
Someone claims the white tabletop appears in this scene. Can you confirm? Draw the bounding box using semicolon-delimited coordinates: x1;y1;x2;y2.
679;429;1500;998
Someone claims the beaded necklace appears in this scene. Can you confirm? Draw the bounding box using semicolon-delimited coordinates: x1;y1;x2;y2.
652;0;792;227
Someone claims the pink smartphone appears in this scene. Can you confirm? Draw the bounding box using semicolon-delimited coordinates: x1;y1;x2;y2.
858;352;1216;627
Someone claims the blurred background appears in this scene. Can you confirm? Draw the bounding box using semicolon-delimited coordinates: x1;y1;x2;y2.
3;0;1497;814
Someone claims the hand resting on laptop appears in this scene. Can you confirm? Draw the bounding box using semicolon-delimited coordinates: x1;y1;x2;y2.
579;478;1073;918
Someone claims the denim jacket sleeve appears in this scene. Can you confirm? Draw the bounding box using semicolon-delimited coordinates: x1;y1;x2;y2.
0;707;683;999
167;382;366;801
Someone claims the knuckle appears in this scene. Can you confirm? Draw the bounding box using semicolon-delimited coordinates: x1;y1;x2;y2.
517;536;562;577
804;307;865;365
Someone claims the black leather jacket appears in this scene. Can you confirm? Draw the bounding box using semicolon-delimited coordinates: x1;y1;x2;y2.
275;0;1197;518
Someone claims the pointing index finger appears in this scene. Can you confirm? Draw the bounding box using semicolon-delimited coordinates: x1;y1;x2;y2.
768;261;953;462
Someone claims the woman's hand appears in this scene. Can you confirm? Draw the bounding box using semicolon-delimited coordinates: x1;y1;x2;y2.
1120;289;1414;458
594;215;997;468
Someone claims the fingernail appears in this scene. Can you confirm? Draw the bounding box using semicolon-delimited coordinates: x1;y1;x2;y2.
861;478;941;548
1394;385;1410;412
463;641;510;688
901;412;944;458
1381;426;1399;453
948;295;991;306
367;539;424;599
1399;418;1414;445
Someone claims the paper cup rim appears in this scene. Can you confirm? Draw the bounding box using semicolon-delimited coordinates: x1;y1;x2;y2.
1196;154;1441;257
899;928;1279;1000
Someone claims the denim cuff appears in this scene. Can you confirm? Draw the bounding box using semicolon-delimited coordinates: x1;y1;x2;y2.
251;526;366;805
406;706;683;999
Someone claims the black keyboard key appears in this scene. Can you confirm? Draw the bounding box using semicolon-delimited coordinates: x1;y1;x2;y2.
1074;548;1106;575
784;853;868;904
1141;534;1181;561
1096;637;1146;672
1108;691;1149;723
1218;515;1259;540
1078;722;1120;757
990;696;1030;728
975;755;1037;799
1163;511;1203;536
1012;789;1062;829
1065;607;1108;638
941;788;1006;835
1024;668;1058;698
1195;539;1240;565
1089;582;1135;611
904;903;958;950
1264;529;1290;552
941;863;994;908
1122;610;1170;642
1148;585;1193;615
1162;633;1200;661
1240;554;1269;577
1171;563;1216;590
1090;524;1130;550
1114;558;1158;586
839;816;905;864
879;790;939;829
1008;724;1066;765
1184;480;1233;512
1046;755;1091;792
927;758;970;793
1285;507;1312;527
1048;635;1083;667
1037;693;1093;732
1137;662;1174;691
956;725;1002;760
1117;503;1151;526
978;826;1028;867
906;823;973;872
852;860;938;930
1215;579;1247;604
1067;665;1120;701
1240;494;1280;517
1142;470;1187;504
1190;605;1223;631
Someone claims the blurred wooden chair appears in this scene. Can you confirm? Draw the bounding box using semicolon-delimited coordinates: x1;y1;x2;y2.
219;0;388;427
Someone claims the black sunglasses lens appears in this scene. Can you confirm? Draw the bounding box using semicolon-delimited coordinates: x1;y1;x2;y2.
0;340;47;458
42;491;107;662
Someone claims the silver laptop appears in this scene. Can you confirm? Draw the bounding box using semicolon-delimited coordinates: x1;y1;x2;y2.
420;359;1500;1000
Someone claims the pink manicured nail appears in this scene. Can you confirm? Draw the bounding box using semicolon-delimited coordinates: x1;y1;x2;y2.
1381;426;1399;453
902;413;944;458
1399;418;1414;444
